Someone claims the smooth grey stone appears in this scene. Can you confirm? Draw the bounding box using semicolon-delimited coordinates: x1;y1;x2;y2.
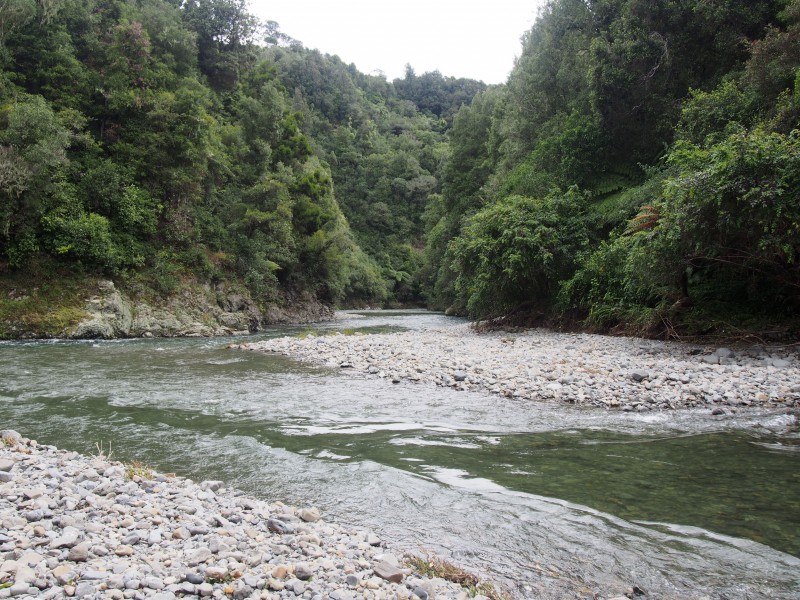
142;576;164;590
81;570;108;581
453;371;467;382
345;574;359;587
177;582;195;594
0;458;15;472
74;581;96;598
187;548;212;566
233;585;253;599
184;573;204;585
630;370;649;382
51;527;81;549
295;563;314;581
291;580;306;595
67;542;90;562
412;587;429;600
8;582;31;597
267;518;295;534
0;472;13;483
24;510;44;522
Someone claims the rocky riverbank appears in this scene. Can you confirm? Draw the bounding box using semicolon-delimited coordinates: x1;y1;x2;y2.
236;322;800;413
0;430;474;600
1;278;333;340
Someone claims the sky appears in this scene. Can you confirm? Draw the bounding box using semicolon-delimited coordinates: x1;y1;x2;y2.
249;1;546;84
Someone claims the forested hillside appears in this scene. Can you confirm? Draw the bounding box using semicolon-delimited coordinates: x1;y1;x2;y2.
1;0;799;339
0;0;480;336
423;0;800;339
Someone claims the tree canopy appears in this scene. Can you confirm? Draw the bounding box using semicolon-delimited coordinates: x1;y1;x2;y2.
2;0;798;339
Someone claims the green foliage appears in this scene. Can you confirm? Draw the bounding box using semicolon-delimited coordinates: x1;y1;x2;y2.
423;0;800;335
450;189;589;318
661;128;800;300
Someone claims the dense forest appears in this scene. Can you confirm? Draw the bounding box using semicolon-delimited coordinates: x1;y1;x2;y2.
1;0;798;338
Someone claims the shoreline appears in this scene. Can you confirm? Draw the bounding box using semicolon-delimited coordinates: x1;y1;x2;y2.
0;430;478;600
235;323;800;416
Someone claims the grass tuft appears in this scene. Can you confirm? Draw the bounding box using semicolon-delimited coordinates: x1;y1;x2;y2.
405;553;511;600
125;459;153;480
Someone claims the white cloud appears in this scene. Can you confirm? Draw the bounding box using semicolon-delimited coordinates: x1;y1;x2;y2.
249;0;544;84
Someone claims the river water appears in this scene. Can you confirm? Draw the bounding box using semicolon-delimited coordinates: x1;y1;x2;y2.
1;310;799;599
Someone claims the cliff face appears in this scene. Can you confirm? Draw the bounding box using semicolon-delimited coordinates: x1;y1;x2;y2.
1;278;333;340
69;280;334;339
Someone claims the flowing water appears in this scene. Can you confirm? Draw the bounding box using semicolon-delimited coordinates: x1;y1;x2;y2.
1;310;799;599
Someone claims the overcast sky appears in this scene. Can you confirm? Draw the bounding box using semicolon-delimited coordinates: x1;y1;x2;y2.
249;1;546;84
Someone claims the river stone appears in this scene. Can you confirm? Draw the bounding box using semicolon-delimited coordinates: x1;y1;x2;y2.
295;563;315;580
8;582;30;597
52;564;74;585
67;541;90;562
413;587;429;600
0;471;13;483
198;582;214;596
81;570;109;580
630;370;649;382
18;552;44;568
184;572;204;585
187;548;213;566
298;507;321;522
51;527;81;549
271;565;288;579
267;518;296;534
0;458;15;472
373;561;403;583
24;509;44;522
205;566;227;581
0;430;22;444
715;348;736;359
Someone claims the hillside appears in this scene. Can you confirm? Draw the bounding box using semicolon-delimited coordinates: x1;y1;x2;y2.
0;0;482;337
2;0;799;339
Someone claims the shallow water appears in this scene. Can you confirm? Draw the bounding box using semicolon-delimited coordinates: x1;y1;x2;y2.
1;310;799;598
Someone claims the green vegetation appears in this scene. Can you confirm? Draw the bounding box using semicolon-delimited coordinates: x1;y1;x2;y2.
423;0;800;339
124;459;153;480
0;0;480;325
1;0;798;339
0;263;89;337
405;553;510;600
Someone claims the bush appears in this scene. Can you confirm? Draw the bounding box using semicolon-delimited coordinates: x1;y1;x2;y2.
450;188;589;318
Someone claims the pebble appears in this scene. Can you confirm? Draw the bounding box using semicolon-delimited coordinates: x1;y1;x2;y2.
238;326;800;413
0;432;471;600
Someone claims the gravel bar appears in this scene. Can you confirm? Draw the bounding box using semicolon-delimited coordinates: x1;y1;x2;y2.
0;430;473;600
237;324;800;413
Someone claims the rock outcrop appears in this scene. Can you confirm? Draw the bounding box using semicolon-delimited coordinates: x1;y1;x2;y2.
69;280;333;339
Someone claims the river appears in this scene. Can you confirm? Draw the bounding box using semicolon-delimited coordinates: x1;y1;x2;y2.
1;310;799;599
